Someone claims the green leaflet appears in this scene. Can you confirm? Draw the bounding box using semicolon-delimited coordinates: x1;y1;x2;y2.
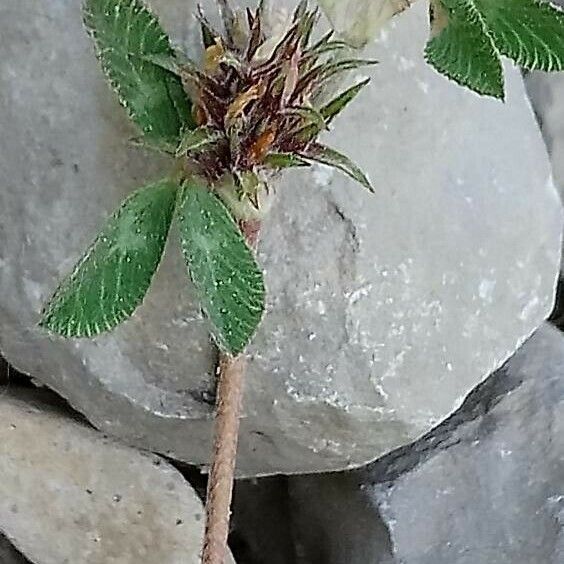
176;126;222;157
284;106;328;132
426;0;564;98
263;153;311;169
474;0;564;72
425;0;504;99
177;180;265;356
301;144;374;192
295;79;371;143
321;79;371;125
83;0;194;146
40;179;178;337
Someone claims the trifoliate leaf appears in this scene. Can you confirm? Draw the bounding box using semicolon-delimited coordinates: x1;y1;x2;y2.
177;180;265;355
83;0;194;146
40;179;178;337
425;0;504;99
301;144;374;192
474;0;564;72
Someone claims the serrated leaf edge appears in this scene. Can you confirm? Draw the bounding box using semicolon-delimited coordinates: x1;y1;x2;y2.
176;182;266;356
40;179;177;338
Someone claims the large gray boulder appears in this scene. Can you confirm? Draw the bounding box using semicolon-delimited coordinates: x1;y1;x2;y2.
370;323;564;564
0;0;561;476
0;389;235;564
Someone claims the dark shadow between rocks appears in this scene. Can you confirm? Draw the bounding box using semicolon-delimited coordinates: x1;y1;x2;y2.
354;350;525;485
0;534;31;564
0;355;105;432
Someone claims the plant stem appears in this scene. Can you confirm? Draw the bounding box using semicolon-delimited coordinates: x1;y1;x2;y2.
201;219;261;564
201;354;246;564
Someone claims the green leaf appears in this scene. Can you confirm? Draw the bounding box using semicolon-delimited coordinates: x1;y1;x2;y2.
301;144;374;192
177;180;265;355
296;80;370;143
140;52;183;75
321;78;371;125
474;0;564;71
83;0;194;146
284;106;328;132
176;126;222;157
425;0;504;99
40;179;178;337
263;153;311;169
129;135;177;155
141;50;201;76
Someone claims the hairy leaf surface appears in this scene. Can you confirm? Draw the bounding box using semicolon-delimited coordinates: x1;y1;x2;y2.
425;0;504;99
84;0;194;146
41;179;178;337
474;0;564;71
177;180;265;355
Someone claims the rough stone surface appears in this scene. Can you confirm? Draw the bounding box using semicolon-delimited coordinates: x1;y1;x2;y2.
370;323;564;564
242;324;561;563
523;0;564;202
0;389;235;564
0;0;561;476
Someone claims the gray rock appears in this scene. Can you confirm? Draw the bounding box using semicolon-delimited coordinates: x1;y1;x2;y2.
0;389;236;564
523;0;564;266
283;324;564;563
525;69;564;202
0;0;561;476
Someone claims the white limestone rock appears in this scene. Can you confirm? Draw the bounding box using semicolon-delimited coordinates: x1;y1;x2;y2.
0;390;235;564
0;0;561;475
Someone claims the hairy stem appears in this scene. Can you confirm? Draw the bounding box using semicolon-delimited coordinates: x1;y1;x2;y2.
201;219;261;564
201;354;246;564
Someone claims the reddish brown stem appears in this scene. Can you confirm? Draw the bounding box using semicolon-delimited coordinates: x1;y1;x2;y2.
201;354;246;564
201;219;261;564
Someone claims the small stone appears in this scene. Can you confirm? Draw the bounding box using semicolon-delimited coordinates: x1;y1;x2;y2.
0;389;235;564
